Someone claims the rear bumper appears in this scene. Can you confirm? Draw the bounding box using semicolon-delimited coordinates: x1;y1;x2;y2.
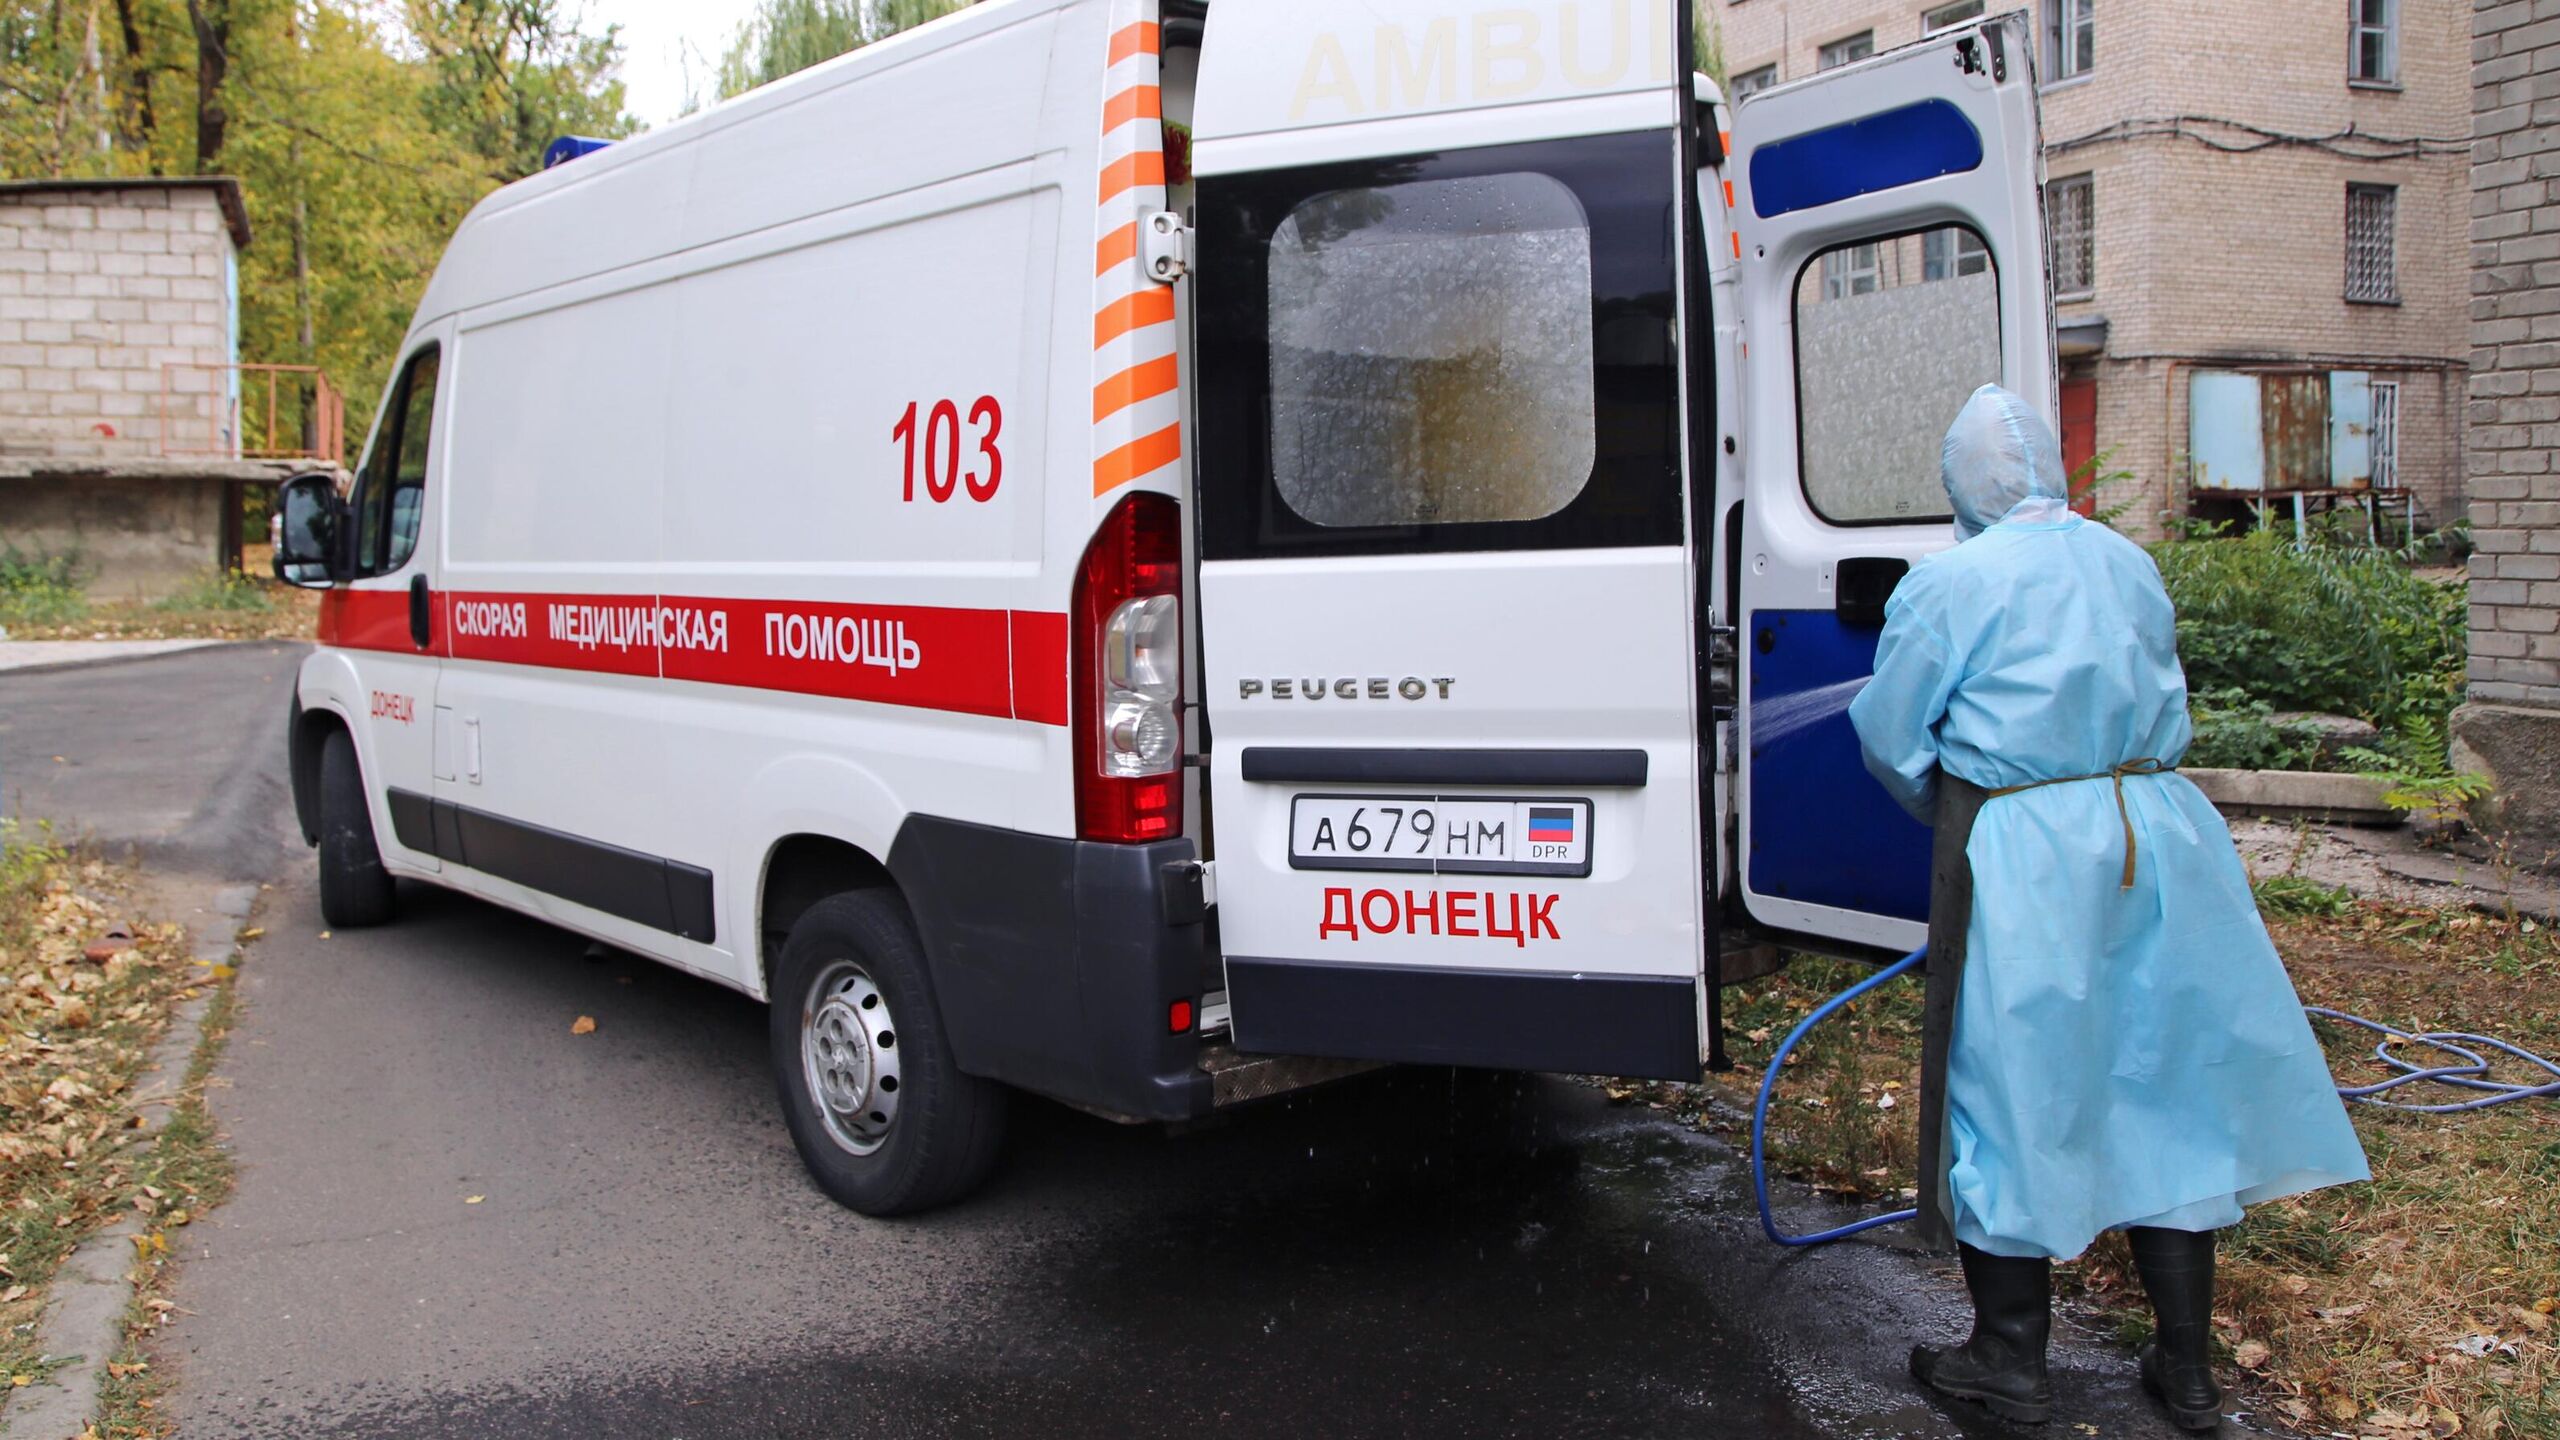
887;815;1215;1122
1224;957;1702;1081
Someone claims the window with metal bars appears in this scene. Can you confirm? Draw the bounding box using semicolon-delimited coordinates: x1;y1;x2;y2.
2047;174;2094;297
2352;0;2398;85
2370;379;2400;490
2346;184;2397;303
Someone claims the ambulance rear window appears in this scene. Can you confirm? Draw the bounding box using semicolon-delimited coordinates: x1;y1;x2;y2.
1266;173;1595;528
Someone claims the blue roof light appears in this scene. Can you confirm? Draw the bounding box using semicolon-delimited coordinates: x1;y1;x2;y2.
542;136;615;170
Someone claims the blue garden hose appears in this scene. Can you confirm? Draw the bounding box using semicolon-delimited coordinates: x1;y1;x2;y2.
1749;945;2560;1247
1751;945;1929;1247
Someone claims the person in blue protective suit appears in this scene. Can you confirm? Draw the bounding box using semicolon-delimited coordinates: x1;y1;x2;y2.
1848;384;2369;1431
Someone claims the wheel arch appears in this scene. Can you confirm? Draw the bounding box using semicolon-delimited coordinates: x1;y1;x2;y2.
289;698;355;847
757;833;894;999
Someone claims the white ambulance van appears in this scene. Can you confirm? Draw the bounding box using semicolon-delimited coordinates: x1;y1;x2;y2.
272;0;2054;1214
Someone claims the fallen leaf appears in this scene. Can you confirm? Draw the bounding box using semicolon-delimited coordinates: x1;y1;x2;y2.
0;1285;24;1303
464;1195;484;1205
105;1361;146;1378
2515;1306;2552;1334
1745;1027;1771;1043
2279;1274;2313;1297
206;964;234;980
317;931;331;940
2318;1302;2372;1322
236;927;263;941
165;1208;188;1227
570;1015;597;1036
2235;1339;2272;1369
9;1375;26;1388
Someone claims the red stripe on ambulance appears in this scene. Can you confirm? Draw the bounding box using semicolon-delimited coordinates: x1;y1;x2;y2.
319;587;1069;725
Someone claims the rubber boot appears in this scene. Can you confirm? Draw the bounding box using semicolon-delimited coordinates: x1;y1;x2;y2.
2127;1226;2223;1432
1910;1244;2054;1423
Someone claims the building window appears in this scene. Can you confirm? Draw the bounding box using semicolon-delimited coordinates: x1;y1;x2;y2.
1818;32;1875;70
2047;0;2094;81
2047;174;2095;297
1923;0;1987;34
1731;64;1779;98
1924;227;1990;280
2352;0;2398;85
2346;183;2397;303
1821;243;1882;299
2369;378;2400;489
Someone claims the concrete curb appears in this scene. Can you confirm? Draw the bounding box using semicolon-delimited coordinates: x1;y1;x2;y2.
0;640;242;680
0;881;252;1440
2186;766;2406;827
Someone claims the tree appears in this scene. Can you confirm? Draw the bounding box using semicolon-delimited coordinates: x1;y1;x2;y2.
714;0;965;101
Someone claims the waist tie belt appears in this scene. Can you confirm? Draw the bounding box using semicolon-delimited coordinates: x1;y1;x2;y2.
1983;758;2174;891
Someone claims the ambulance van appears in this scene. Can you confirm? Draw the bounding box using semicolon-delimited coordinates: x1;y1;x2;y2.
272;0;2055;1214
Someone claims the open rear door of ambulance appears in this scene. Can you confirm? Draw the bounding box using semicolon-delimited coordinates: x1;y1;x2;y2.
1191;0;1715;1080
1727;14;2054;956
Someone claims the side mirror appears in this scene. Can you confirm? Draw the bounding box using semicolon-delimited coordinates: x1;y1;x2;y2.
273;472;344;589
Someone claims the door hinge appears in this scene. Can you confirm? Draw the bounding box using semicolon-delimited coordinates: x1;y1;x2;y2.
1142;211;1191;284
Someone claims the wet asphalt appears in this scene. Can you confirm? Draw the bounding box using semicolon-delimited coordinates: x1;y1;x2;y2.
3;644;2197;1439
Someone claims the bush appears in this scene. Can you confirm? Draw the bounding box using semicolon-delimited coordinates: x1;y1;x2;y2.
2155;523;2465;734
2186;688;2325;771
0;544;87;627
151;569;276;615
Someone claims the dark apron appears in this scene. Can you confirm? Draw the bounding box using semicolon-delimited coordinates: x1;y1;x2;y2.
1915;773;1990;1252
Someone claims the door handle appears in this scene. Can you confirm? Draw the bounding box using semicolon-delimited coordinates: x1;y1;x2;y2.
1835;557;1909;631
409;574;433;650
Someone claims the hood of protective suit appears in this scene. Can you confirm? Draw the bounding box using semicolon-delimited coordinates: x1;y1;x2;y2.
1942;384;2071;540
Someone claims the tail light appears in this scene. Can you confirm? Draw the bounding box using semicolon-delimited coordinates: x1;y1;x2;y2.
1073;493;1184;843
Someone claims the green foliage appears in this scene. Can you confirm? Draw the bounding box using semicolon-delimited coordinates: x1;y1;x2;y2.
715;0;966;100
2069;446;2139;528
151;569;276;614
2156;523;2467;735
0;545;87;627
2185;687;2324;772
2339;690;2495;822
1;0;634;455
2250;874;2354;919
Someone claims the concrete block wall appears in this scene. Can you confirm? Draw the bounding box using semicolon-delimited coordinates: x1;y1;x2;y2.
0;187;239;463
1716;0;2473;535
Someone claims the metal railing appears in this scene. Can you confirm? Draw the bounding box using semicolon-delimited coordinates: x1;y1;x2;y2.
158;363;345;464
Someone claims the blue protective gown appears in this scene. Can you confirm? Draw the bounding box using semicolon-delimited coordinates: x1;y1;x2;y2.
1847;500;2370;1261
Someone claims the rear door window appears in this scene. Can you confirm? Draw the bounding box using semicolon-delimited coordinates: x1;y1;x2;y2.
1198;130;1684;560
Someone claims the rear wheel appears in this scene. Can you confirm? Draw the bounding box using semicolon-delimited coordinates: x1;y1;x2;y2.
769;890;1006;1215
315;729;395;928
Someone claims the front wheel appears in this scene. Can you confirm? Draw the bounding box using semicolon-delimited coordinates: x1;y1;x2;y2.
768;891;1006;1215
315;729;395;928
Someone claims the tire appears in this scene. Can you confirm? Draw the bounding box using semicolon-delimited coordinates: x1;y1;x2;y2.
315;729;396;929
769;890;1006;1215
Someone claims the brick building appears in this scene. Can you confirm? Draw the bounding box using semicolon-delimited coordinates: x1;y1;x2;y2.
1718;0;2473;537
0;177;328;598
2452;0;2560;838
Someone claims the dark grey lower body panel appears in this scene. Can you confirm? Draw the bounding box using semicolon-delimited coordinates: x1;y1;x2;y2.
887;815;1214;1122
1224;957;1702;1082
385;788;716;943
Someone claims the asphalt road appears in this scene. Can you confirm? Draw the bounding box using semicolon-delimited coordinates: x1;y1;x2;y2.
6;645;2194;1439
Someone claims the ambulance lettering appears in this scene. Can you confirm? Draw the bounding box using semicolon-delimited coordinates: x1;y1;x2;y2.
451;600;527;639
1288;0;1674;121
763;611;922;676
1317;888;1562;947
368;690;414;725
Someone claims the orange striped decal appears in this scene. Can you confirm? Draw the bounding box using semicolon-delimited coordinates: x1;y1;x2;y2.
1093;354;1180;422
1099;150;1167;203
1722;179;1735;208
1096;221;1139;276
1107;21;1159;63
1731;231;1742;259
1103;84;1162;133
1094;288;1176;348
1720;130;1733;154
1093;423;1183;495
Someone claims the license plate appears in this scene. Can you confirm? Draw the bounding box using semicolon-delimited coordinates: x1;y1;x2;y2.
1287;794;1593;878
